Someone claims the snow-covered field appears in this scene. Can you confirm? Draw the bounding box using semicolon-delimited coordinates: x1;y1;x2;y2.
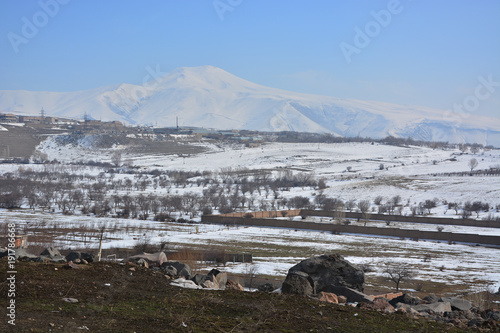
36;138;500;209
1;138;499;294
1;209;499;294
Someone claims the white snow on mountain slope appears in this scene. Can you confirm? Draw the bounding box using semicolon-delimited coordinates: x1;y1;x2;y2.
1;66;499;145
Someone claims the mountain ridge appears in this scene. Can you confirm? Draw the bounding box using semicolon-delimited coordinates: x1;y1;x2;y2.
1;65;499;145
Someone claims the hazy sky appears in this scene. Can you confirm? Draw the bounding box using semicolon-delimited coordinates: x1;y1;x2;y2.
1;0;499;118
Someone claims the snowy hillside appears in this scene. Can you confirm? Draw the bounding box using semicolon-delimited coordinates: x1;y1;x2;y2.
1;66;499;145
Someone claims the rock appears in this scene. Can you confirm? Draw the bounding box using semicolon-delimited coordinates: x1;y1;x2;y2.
485;310;500;321
394;302;412;312
128;252;167;266
468;318;482;327
170;278;202;289
413;302;452;314
371;292;403;301
327;286;374;303
285;254;365;293
50;256;67;263
226;279;244;291
136;258;149;268
201;280;218;289
190;273;206;286
257;283;275;293
163;266;178;278
40;247;62;258
160;261;192;279
205;269;227;290
14;248;38;261
389;294;422;307
367;298;395;313
338;295;348;304
281;271;314;296
439;297;472;311
423;293;439;304
65;261;80;269
317;291;338;304
62;298;78;303
0;248;8;258
65;251;95;263
39;255;66;263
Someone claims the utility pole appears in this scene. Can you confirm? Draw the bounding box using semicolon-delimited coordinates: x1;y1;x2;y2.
97;225;105;262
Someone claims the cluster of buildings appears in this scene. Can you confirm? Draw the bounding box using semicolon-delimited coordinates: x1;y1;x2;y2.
0;112;124;132
0;112;67;125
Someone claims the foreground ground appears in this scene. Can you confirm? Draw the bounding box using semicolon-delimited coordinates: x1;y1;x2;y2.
0;260;479;333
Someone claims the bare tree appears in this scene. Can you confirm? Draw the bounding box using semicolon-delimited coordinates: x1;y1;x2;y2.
111;150;122;167
468;158;478;173
357;200;371;226
384;262;415;292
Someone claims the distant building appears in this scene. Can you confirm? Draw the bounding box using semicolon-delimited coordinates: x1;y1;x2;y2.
19;116;42;123
0;113;18;123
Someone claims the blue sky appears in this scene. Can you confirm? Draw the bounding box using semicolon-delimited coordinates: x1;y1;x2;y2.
0;0;499;118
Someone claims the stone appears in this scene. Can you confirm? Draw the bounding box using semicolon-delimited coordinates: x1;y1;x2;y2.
226;279;244;291
160;261;192;279
170;278;202;289
439;297;472;311
389;294;422;307
371;292;403;301
368;298;395;313
65;251;95;263
327;286;374;303
128;252;167;266
413;302;452;314
257;283;275;293
136;258;149;268
14;248;38;261
163;266;178;278
65;261;80;269
205;269;227;290
190;273;206;286
62;298;78;303
40;247;62;258
281;271;314;296
423;293;439;304
317;291;338;304
337;295;348;304
201;280;218;289
285;254;365;294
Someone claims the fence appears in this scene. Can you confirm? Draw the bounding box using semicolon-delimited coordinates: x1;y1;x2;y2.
201;214;500;247
300;210;500;229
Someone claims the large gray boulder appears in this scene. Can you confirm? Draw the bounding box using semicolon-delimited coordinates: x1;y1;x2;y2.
282;254;365;296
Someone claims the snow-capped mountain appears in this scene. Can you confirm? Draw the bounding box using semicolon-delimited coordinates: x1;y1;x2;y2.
1;65;499;145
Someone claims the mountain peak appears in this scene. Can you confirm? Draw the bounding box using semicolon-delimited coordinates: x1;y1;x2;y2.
152;65;258;91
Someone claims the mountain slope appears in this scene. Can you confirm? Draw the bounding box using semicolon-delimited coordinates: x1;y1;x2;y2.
1;65;499;145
